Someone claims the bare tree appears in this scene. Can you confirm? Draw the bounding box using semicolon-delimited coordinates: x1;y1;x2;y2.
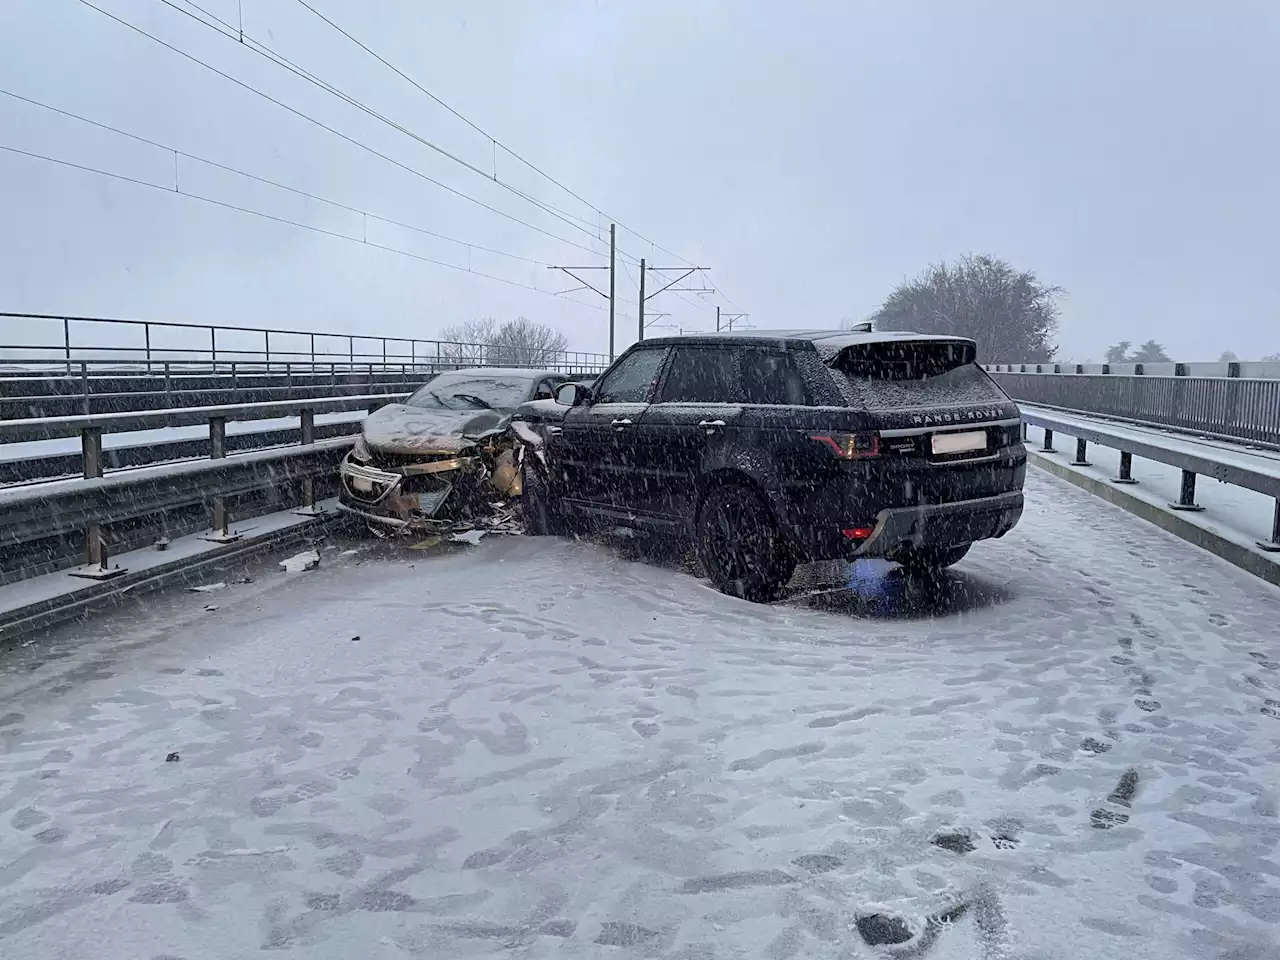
870;254;1060;363
434;316;568;367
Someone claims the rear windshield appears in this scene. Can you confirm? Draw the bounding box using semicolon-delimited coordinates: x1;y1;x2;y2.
832;340;975;380
829;340;1003;410
405;371;535;411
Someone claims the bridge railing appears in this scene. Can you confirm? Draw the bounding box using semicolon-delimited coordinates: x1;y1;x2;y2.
0;311;610;376
988;366;1280;449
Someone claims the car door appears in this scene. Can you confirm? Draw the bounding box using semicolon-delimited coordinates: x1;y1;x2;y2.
559;345;669;514
636;344;744;522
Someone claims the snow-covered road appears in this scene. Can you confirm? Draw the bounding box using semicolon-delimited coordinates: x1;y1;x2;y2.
0;471;1277;959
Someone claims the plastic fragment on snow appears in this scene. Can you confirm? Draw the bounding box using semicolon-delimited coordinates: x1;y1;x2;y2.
188;582;226;593
280;550;321;572
165;752;180;762
450;530;487;545
203;604;219;612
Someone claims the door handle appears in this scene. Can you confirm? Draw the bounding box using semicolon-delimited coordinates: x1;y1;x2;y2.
611;418;632;428
698;419;726;432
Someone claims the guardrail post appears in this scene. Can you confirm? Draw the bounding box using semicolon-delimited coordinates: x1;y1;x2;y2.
80;361;90;415
1113;451;1138;484
64;316;72;375
293;408;326;517
68;426;127;580
82;426;103;479
1071;438;1090;466
1169;469;1205;512
1040;428;1056;453
203;416;241;542
1257;500;1280;553
164;361;172;408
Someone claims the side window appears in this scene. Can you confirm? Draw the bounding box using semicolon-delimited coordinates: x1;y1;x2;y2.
657;346;738;403
534;378;556;400
740;350;808;405
594;347;669;404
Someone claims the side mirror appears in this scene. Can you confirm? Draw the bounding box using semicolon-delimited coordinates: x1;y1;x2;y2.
555;382;591;406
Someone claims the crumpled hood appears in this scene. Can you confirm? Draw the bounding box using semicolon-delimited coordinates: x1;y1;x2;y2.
361;403;510;455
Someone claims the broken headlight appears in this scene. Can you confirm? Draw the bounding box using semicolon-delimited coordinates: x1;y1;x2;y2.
349;434;372;462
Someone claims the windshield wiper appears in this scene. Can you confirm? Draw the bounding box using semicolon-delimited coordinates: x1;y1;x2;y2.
450;393;494;410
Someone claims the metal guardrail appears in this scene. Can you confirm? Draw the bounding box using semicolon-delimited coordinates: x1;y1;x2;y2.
992;371;1280;448
0;311;610;375
0;395;397;582
0;393;404;443
1019;404;1280;551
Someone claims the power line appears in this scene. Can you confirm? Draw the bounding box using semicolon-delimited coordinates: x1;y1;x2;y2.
71;0;615;264
0;140;608;312
158;0;618;249
284;0;704;270
0;87;560;269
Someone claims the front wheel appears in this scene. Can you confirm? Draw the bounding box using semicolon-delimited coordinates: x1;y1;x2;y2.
520;460;563;536
695;484;795;602
898;543;971;573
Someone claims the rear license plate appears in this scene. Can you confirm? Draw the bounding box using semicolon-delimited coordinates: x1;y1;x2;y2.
931;430;987;455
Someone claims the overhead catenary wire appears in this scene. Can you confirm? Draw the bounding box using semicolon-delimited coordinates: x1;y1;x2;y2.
163;0;613;242
0;139;610;312
282;0;708;271
71;0;617;265
0;86;555;268
176;0;740;310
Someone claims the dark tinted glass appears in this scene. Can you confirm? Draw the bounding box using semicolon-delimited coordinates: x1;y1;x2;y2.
658;346;737;403
739;350;808;405
595;347;668;403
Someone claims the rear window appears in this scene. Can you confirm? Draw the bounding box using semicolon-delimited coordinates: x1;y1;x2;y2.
832;340;976;381
829;340;1004;410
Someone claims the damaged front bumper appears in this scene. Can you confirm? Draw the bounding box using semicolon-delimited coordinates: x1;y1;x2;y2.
337;448;521;532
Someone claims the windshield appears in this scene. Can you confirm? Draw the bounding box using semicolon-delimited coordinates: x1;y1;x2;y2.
404;372;536;411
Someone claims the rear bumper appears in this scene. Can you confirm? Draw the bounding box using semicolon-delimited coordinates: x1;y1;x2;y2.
784;490;1024;562
852;490;1024;558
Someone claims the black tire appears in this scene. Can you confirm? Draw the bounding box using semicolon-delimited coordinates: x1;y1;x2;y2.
898;543;971;572
695;484;795;602
520;459;562;536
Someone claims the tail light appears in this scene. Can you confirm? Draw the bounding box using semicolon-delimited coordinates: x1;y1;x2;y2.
842;526;875;541
809;432;880;459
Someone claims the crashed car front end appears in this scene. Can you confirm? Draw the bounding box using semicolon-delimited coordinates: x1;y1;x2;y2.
337;409;522;532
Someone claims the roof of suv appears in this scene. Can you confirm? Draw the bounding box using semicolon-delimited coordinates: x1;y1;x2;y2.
637;329;975;351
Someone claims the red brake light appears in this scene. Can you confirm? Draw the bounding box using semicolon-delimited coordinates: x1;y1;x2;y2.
842;526;875;541
810;432;880;459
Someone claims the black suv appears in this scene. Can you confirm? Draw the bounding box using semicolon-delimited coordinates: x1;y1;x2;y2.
514;329;1025;601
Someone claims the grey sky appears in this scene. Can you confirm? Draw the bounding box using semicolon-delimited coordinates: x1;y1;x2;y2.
1;0;1277;361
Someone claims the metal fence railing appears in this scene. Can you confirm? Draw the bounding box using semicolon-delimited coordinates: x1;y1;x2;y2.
990;372;1280;449
0;312;610;377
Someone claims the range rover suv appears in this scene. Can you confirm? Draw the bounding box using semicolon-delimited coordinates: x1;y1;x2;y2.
514;329;1026;601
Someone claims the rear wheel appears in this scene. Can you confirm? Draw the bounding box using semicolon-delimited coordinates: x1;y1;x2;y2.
696;484;795;602
520;460;563;536
898;543;971;573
